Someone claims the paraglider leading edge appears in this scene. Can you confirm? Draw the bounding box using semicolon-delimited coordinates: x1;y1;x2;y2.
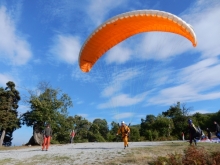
78;9;197;73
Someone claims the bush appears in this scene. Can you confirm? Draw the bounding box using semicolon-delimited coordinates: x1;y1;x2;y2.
151;146;220;165
156;136;177;141
152;130;159;141
50;138;60;144
139;136;146;141
145;130;153;141
87;132;105;142
182;146;212;165
212;151;220;164
129;127;140;142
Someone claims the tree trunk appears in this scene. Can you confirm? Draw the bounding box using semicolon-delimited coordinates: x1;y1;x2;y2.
25;125;43;146
0;129;6;146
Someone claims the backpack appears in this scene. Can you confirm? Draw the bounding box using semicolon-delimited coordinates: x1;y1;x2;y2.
191;124;202;139
216;132;220;139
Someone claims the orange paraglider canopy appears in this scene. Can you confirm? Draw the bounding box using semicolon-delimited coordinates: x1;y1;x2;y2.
79;10;197;72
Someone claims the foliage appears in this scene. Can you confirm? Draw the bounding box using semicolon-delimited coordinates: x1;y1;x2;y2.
92;118;109;139
151;146;220;165
21;82;73;144
87;131;105;142
153;115;174;137
129;127;140;141
140;114;174;140
107;121;120;142
0;81;21;146
140;114;156;138
162;102;190;138
72;115;91;143
3;80;219;145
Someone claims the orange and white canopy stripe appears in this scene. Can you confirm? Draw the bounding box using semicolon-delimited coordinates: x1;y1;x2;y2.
79;10;197;72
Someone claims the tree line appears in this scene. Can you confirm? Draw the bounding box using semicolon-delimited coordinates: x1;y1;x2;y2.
0;81;219;146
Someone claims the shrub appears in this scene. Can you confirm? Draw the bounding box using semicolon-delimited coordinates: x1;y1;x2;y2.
182;146;212;165
151;146;220;165
211;151;220;165
152;130;159;141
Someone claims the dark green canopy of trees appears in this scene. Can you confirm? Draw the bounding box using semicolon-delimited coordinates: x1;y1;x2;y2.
0;81;21;146
1;82;220;146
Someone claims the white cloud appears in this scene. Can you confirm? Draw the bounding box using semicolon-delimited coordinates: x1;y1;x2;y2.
182;0;220;58
189;109;212;115
146;58;220;106
0;73;14;86
141;1;220;107
98;92;148;109
0;6;32;65
76;101;84;105
73;97;84;105
71;66;97;83
77;114;88;118
49;35;80;64
112;112;134;121
87;0;126;25
179;58;220;91
105;44;132;64
101;0;220;64
17;104;29;114
101;67;141;97
137;32;192;60
136;114;146;119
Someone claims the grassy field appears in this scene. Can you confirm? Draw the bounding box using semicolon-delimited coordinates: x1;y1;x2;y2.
0;142;219;165
105;142;220;165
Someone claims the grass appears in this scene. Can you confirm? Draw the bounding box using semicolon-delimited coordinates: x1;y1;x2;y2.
0;158;14;165
0;155;75;165
0;145;39;151
105;142;220;165
0;142;219;165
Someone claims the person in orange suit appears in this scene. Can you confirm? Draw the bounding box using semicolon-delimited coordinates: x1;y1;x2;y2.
42;123;52;151
117;121;130;149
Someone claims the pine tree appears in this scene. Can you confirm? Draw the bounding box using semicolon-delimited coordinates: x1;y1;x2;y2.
0;81;21;146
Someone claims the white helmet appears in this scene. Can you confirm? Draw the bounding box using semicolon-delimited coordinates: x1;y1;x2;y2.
121;121;125;124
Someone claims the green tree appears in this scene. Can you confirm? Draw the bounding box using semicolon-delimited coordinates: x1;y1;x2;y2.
140;114;156;138
93;118;109;140
162;102;191;139
129;126;140;141
0;81;21;146
87;123;105;142
153;115;174;138
108;121;120;142
207;110;220;132
87;118;109;142
21;82;73;145
72;115;91;143
145;130;153;141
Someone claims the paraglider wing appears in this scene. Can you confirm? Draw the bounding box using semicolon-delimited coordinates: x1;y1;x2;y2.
79;10;197;72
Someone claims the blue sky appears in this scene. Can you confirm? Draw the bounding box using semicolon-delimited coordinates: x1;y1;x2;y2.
0;0;220;146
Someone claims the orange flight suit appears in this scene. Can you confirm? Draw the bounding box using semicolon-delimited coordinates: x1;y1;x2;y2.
117;124;130;148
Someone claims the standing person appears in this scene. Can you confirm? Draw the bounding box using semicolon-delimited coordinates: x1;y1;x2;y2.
116;121;130;149
182;132;185;141
70;130;75;143
42;123;52;151
188;119;200;146
214;121;220;139
206;128;212;140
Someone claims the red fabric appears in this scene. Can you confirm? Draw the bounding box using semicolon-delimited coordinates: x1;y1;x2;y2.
71;132;75;137
42;136;51;150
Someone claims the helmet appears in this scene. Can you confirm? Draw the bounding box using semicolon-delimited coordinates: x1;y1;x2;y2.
121;121;125;124
188;119;192;124
45;122;50;127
